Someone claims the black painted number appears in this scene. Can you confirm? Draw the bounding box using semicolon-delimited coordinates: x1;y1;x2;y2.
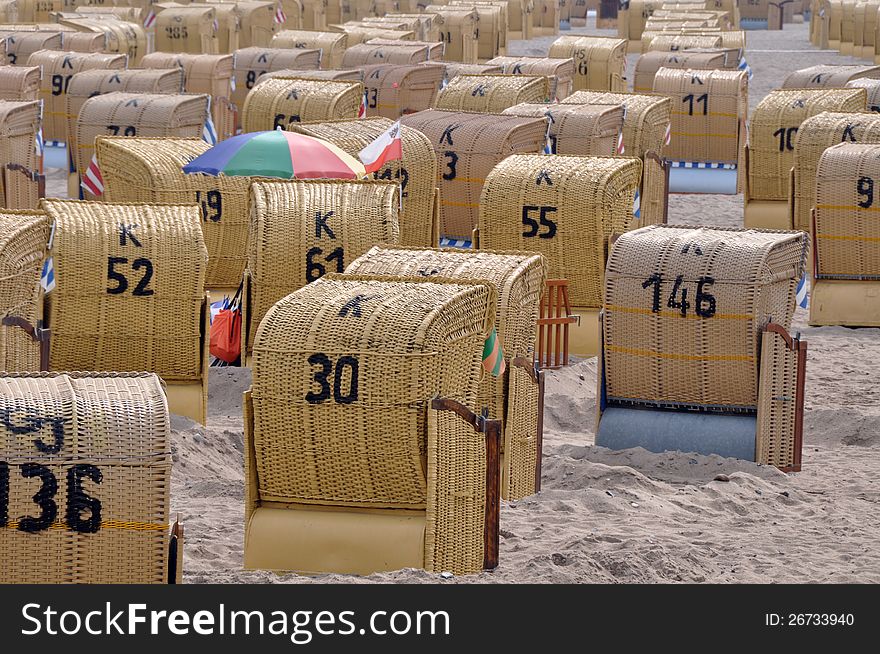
66;464;102;534
683;93;708;116
442;151;458;180
165;25;189;39
857;176;874;209
375;167;409;197
273;113;301;130
305;246;344;283
107;125;136;136
245;70;266;89
367;88;378;108
196;189;223;222
18;463;57;533
522;205;557;239
305;354;359;404
51;74;71;96
773;126;798;152
107;257;154;296
641;273;716;318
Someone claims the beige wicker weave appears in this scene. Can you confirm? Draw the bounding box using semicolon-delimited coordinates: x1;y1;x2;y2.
96;136;250;290
0;210;47;371
366;37;446;60
653;67;747;165
290;118;437;246
434;62;504;83
64;69;186;172
258;68;364;83
435;74;550;113
0;67;41;102
548;35;627;93
0;100;40;174
847;77;880;111
240;77;363;132
0;372;180;584
140;53;236;141
423;6;478;63
60;31;105;53
633;49;739;93
342;42;432;66
749;88;866;201
446;2;504;59
57;16;148;66
479;154;642;309
533;0;560;35
27;50;126;142
604;225;807;408
330;24;415;46
245;275;497;575
297;0;323;30
792;111;880;232
644;33;723;53
232;1;279;48
15;0;60;23
270;29;348;69
245;180;400;352
360;63;445;119
378;14;441;41
231;46;323;112
346;246;547;500
562;90;672;227
814;142;880;279
40;199;208;382
154;6;220;54
1;31;62;65
74;93;208;196
486;56;576;100
501;102;625;156
400;109;547;240
783;64;880;89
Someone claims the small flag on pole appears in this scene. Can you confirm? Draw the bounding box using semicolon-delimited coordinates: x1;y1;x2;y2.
358;89;367;118
796;274;808;309
143;10;156;29
81;154;104;196
213;18;219;32
737;56;753;81
482;328;506;377
358;120;402;173
275;4;286;23
35;127;44;157
616;130;625;154
633;189;641;220
40;257;55;293
542;115;553;154
664;123;671;146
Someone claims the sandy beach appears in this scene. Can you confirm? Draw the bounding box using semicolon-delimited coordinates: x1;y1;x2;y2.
42;20;880;584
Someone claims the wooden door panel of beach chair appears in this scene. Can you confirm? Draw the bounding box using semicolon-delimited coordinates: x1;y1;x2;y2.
140;53;236;142
96;136;251;291
502;102;625;156
748;88;866;203
74;93;208;199
0;67;41;102
27;50;127;143
533;0;561;36
548;35;627;92
792;112;880;234
290;117;439;247
597;226;808;469
487;56;576;101
478;154;642;357
810;142;880;326
298;0;326;30
39;199;210;424
0;210;48;371
244;275;500;575
345;245;547;500
231;47;322;113
423;6;479;64
561;90;672;228
0;372;183;583
64;69;186;170
400;109;547;242
240;77;363;132
244;180;400;355
271;29;348;69
359;64;445;119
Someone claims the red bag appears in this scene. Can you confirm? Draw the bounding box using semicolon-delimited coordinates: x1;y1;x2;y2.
209;285;242;364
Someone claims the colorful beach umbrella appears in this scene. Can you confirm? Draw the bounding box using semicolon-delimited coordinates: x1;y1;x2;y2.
181;130;366;179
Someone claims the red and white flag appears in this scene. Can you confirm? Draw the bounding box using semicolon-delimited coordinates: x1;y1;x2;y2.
616;131;625;154
143;10;156;29
357;90;367;119
274;4;286;23
358;121;402;174
81;154;104;196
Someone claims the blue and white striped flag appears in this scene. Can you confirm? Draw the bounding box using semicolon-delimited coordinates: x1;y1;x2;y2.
633;189;641;220
35;127;44;157
796;274;808;309
40;257;55;293
202;98;218;145
738;56;753;81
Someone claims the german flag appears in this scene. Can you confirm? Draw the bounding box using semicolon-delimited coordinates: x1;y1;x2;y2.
482;328;506;376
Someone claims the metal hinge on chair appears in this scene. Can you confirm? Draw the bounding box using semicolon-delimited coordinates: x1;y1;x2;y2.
2;315;50;371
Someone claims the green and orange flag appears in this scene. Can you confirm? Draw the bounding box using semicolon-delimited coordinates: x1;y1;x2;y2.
482;328;506;377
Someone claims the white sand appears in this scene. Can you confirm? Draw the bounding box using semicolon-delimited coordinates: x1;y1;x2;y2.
46;22;880;583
